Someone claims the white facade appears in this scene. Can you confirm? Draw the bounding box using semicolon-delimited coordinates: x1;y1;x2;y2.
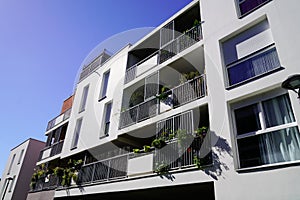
32;0;300;199
0;138;45;200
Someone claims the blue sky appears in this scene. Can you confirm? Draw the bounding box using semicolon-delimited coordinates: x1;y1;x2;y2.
0;0;192;177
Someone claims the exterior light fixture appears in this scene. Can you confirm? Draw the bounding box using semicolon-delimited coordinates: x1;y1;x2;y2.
281;74;300;99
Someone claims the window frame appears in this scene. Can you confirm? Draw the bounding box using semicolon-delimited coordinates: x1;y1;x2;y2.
8;175;16;193
100;102;112;138
71;118;83;149
79;84;89;113
17;149;24;164
235;0;273;18
231;92;299;169
99;70;110;101
7;154;16;175
225;43;282;89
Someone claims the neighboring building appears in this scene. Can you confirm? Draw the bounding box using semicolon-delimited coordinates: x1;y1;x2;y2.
28;0;300;199
0;138;45;200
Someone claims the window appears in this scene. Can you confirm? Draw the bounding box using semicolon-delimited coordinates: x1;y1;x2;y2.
17;149;24;164
0;179;8;197
8;175;16;192
99;70;110;100
222;19;281;87
233;94;300;168
79;85;89;112
7;154;15;175
237;0;272;17
101;102;112;137
71;118;83;149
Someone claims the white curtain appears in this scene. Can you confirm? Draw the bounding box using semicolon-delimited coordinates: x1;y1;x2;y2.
262;94;295;127
259;127;300;164
259;94;300;164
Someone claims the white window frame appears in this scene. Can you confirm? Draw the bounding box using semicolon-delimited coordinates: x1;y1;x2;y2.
79;84;89;113
71;118;83;149
99;70;110;100
8;175;16;193
7;154;16;175
17;149;24;164
100;102;112;138
231;91;299;169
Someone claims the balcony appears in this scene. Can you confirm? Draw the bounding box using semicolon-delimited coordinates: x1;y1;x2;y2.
39;140;64;161
46;108;71;131
124;24;202;84
31;174;60;192
78;50;111;82
119;74;207;129
76;132;211;185
77;154;128;184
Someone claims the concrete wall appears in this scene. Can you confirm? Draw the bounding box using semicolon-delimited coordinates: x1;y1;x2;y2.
26;190;55;200
61;46;130;159
200;0;300;199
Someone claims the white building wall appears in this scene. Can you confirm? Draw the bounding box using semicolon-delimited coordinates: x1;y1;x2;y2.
50;0;300;199
201;0;300;199
61;46;129;158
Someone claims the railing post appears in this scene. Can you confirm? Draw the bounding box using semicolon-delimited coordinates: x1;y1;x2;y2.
91;164;96;183
107;160;111;180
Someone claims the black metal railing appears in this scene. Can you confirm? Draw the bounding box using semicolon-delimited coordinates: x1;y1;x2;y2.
153;133;212;171
77;154;128;185
46;109;71;131
31;174;60;192
38;140;64;161
159;24;202;63
119;75;207;129
171;74;207;107
119;98;159;129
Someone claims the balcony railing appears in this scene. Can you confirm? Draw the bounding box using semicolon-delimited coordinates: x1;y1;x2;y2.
119;97;159;129
77;154;128;185
79;51;111;82
38;140;64;161
46;108;71;131
119;75;207;129
171;74;207;107
124;24;202;84
31;174;60;192
226;45;281;87
153;134;212;171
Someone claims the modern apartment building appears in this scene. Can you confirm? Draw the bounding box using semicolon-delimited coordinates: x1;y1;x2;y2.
0;138;45;200
27;0;300;199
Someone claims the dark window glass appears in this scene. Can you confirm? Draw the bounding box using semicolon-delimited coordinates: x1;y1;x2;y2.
238;0;272;16
235;104;261;135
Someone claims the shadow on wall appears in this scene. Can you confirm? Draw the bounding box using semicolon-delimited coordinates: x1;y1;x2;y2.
203;131;233;180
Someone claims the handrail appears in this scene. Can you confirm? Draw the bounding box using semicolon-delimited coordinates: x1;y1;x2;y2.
126;50;160;73
83;153;130;167
120;96;157;114
124;24;202;84
46;108;71;131
171;74;206;91
226;43;276;68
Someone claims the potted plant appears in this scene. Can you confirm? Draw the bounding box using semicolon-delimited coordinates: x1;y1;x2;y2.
195;126;208;138
133;148;140;154
143;145;151;153
151;138;166;149
154;161;170;175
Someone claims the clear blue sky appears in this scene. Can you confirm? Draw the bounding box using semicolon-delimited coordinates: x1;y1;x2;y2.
0;0;192;177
